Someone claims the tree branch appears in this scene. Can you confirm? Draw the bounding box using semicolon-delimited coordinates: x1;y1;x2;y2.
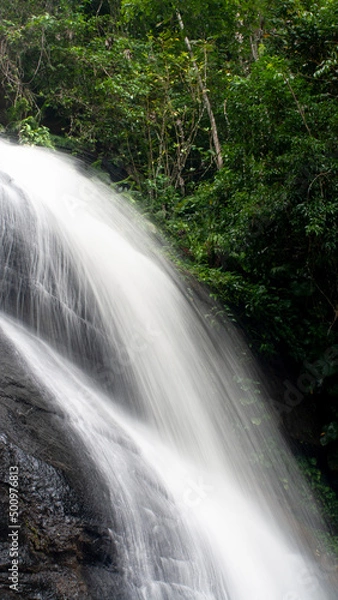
176;10;223;170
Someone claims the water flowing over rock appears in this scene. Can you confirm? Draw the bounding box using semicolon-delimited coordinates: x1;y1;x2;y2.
0;140;336;599
0;334;120;599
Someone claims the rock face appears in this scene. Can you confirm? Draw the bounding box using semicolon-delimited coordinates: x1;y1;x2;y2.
0;331;121;600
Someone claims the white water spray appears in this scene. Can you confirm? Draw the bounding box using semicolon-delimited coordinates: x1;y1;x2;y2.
0;140;333;598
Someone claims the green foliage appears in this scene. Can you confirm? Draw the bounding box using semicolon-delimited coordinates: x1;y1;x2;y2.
321;422;338;447
17;117;54;147
159;37;338;362
298;457;338;531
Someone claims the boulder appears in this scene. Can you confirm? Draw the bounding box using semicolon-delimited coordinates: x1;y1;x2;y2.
0;331;121;600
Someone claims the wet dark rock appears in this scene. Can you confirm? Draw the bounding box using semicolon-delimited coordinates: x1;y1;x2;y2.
0;325;201;600
0;331;119;600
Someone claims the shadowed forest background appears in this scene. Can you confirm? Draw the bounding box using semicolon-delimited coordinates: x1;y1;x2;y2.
1;0;338;554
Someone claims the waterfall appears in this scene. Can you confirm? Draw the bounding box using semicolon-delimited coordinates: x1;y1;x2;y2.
0;139;333;599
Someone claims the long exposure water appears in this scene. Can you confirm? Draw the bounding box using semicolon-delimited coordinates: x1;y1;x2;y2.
0;140;333;598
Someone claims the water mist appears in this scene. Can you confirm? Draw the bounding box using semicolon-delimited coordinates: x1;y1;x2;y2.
0;140;334;599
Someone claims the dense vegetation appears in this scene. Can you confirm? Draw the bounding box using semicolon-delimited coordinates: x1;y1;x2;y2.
1;0;338;535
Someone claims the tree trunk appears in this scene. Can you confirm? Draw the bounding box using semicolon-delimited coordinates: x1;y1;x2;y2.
176;10;223;170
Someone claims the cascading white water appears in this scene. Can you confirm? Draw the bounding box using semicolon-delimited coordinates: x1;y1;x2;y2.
0;139;334;599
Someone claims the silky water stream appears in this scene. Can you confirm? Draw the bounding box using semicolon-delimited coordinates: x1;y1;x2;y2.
0;140;334;599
